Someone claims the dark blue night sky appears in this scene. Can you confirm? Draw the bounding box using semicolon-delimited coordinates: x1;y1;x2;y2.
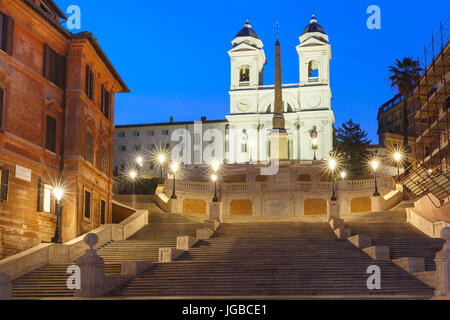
57;0;449;143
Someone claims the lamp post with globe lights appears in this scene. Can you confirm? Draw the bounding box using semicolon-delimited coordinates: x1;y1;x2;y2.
211;160;221;202
158;154;166;183
312;138;318;160
52;186;64;244
136;156;144;169
371;160;381;197
329;159;337;201
394;152;402;176
171;163;179;199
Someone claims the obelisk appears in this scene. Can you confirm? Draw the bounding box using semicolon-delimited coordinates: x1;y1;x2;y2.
270;23;288;160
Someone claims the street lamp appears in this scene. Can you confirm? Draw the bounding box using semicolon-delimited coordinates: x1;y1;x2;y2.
371;160;381;197
211;174;219;202
312;138;318;161
129;170;137;180
129;169;137;195
52;186;64;244
158;154;166;182
171;162;179;199
136;156;144;167
329;159;337;201
340;171;347;180
394;152;402;176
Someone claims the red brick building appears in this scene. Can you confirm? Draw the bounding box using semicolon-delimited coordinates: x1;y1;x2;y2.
0;0;128;259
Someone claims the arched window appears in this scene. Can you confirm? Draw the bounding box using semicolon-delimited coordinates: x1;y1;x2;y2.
240;65;250;83
308;60;319;82
241;129;248;153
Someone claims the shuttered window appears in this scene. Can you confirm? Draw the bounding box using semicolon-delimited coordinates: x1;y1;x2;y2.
101;85;110;119
85;131;93;164
0;166;9;202
37;178;44;211
0;12;14;55
101;145;108;174
100;199;106;224
43;45;65;88
45;115;57;153
84;190;91;219
85;65;94;100
0;87;4;129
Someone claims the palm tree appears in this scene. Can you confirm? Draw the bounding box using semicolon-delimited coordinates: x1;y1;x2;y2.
388;57;422;168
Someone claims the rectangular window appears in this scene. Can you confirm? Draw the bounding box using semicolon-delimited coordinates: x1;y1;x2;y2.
101;85;111;119
0;87;4;129
85;65;94;100
101;145;108;174
120;145;126;152
147;131;154;136
43;45;65;87
38;182;52;213
132;131;140;137
100;199;106;225
84;190;91;219
162;130;169;136
117;132;125;137
0;12;14;55
0;165;9;202
45;115;57;153
134;145;141;152
85;131;93;164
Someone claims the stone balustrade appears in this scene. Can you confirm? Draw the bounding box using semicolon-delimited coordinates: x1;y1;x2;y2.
166;176;393;195
0;209;149;281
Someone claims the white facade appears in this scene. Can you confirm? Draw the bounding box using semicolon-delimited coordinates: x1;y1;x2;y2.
226;17;336;164
114;118;227;178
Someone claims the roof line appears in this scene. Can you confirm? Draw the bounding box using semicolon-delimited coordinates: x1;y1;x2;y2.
115;119;228;128
21;0;129;93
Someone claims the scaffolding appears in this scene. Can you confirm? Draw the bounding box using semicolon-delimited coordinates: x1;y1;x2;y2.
413;17;450;174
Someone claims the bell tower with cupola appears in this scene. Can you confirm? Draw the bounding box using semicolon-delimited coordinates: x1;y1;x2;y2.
229;20;266;90
296;15;332;111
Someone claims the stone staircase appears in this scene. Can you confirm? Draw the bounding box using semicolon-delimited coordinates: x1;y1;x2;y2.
113;221;435;298
11;213;204;299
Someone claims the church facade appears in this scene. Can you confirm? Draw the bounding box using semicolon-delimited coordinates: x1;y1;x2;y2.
113;16;336;177
226;16;335;164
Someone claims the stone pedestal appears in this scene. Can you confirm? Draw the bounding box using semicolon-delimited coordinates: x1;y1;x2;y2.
269;130;288;160
177;236;198;251
0;273;11;300
327;200;340;221
204;220;220;231
392;257;425;273
169;199;182;214
363;246;390;261
348;234;372;249
435;227;450;296
159;248;185;263
371;196;385;212
75;234;106;298
209;202;223;223
197;228;214;240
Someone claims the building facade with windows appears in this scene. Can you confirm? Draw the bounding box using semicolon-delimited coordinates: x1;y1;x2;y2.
377;94;418;163
114;117;227;178
0;0;128;258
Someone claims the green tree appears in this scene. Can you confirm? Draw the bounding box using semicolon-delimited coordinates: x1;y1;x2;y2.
388;57;422;166
334;119;372;179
